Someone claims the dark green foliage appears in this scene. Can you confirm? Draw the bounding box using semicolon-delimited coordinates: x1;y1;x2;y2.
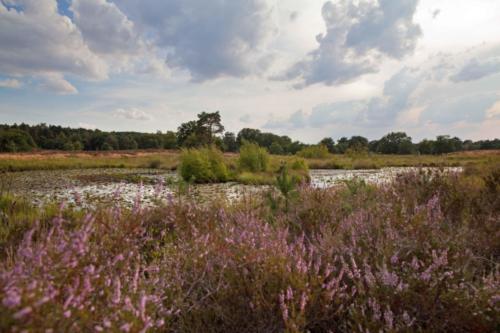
374;131;415;154
268;142;284;155
0;123;177;152
0;121;498;155
222;132;238;152
237;128;303;155
177;111;224;147
0;129;36;152
319;137;336;153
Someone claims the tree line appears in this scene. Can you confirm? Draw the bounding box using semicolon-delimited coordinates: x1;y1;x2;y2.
1;112;499;154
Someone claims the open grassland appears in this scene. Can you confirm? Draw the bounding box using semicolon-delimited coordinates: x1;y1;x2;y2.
0;162;498;332
0;149;498;172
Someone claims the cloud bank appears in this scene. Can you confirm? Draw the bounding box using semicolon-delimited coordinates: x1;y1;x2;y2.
280;0;421;87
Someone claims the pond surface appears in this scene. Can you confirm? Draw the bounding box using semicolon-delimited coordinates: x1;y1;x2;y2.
310;167;462;188
1;167;461;207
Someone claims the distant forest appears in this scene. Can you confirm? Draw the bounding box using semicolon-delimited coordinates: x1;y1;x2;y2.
1;112;499;154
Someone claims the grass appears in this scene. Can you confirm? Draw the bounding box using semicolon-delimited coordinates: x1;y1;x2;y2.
0;149;498;173
0;162;498;332
0;150;180;172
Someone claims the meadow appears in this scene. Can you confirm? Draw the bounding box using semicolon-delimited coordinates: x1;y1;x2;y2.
1;148;498;172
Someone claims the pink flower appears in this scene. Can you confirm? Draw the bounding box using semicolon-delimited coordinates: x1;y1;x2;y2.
2;289;21;308
111;278;121;304
13;306;32;319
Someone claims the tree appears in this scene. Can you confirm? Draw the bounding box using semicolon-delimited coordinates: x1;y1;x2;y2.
319;137;336;153
336;137;349;153
222;132;238;152
348;136;369;151
177;121;199;147
162;131;177;149
177;112;225;147
269;142;284;155
376;132;414;154
196;111;224;145
0;129;36;152
418;139;435;154
118;135;138;150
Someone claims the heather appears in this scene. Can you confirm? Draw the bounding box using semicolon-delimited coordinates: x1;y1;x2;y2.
0;165;499;332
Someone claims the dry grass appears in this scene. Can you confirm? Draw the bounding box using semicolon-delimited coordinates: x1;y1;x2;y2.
0;149;498;172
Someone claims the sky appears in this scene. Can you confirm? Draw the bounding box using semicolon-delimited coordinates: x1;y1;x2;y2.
0;0;499;143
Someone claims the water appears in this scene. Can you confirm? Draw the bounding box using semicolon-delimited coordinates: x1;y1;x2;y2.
1;167;461;207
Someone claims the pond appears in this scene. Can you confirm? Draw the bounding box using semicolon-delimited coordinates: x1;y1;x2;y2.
1;167;462;207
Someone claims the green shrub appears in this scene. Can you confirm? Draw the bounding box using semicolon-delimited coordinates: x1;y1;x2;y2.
179;146;228;183
297;144;330;159
289;157;308;171
239;141;269;172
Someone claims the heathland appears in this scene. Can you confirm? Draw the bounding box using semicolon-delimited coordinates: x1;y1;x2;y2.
0;117;499;332
0;157;498;332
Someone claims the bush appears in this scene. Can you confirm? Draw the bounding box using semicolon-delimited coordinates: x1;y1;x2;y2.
239;141;269;172
297;144;330;159
289;157;308;171
179;146;228;183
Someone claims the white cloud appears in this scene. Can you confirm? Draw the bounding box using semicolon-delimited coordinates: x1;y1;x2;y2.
114;0;278;81
451;57;500;82
114;107;153;121
71;0;145;63
486;100;500;119
38;73;78;95
0;0;108;80
280;0;421;87
77;122;97;130
0;78;21;88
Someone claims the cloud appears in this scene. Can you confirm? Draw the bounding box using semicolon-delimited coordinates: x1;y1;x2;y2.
269;67;421;129
77;122;97;130
70;0;144;58
486;100;500;119
38;73;78;94
422;93;499;124
239;114;252;123
451;57;500;82
114;108;153;121
0;78;21;88
309;101;364;127
280;0;421;87
362;68;421;124
264;110;308;129
114;0;277;81
0;0;108;80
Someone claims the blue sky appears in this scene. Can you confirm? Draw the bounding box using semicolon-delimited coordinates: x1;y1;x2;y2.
0;0;499;142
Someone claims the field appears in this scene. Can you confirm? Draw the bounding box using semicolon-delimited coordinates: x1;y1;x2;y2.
1;149;499;172
0;151;499;332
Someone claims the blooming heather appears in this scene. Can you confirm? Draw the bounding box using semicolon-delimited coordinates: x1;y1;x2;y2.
0;165;499;332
